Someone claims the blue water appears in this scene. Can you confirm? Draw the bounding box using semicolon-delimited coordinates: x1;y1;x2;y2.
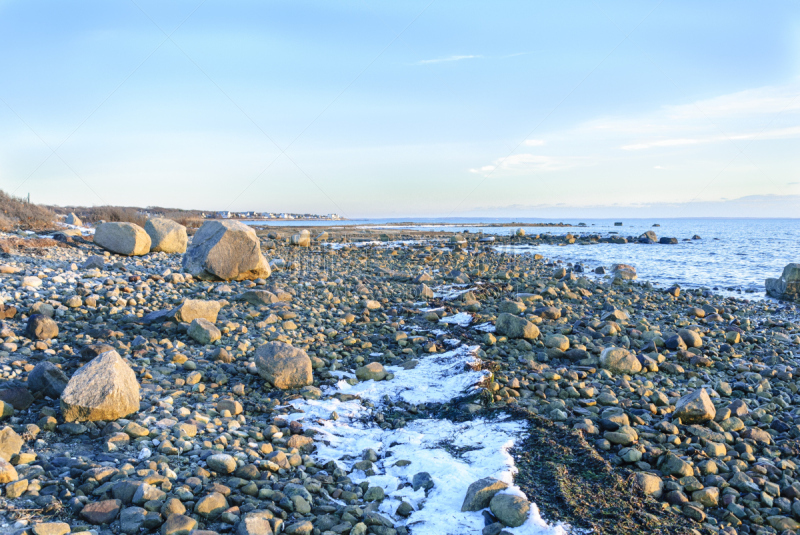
246;218;800;296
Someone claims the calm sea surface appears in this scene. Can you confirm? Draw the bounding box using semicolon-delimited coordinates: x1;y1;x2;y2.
247;218;800;296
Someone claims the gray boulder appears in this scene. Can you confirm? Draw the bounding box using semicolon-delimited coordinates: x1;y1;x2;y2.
28;362;69;398
183;220;271;281
356;362;387;381
461;477;508;511
236;290;280;305
0;426;23;462
489;493;530;528
142;298;222;325
766;263;800;300
632;472;663;498
94;222;151;256
66;212;82;226
674;388;716;424
495;313;540;339
26;314;58;340
290;230;311;246
60;350;140;422
145;218;188;254
599;347;642;374
255;342;312;390
188;318;221;345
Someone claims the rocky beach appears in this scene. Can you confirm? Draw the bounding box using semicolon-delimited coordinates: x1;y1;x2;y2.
1;218;800;535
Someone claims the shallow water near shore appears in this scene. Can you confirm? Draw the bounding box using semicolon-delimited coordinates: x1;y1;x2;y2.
251;217;800;297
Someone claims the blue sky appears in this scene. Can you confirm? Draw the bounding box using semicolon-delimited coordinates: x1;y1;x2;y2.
1;0;799;217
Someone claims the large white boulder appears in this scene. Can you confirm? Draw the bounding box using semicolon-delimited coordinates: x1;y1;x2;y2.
94;222;151;256
60;350;140;422
182;221;271;281
145;218;188;254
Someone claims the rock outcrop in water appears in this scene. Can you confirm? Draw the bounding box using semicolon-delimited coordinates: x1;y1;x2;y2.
766;263;800;300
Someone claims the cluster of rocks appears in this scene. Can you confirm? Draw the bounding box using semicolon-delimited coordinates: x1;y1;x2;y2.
0;223;798;535
511;230;700;247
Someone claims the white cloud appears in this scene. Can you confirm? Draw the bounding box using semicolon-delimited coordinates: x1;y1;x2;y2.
666;83;800;120
621;125;800;150
416;55;482;65
523;139;545;146
469;153;573;175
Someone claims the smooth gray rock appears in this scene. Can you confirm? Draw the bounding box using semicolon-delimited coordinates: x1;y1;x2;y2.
94;222;151;256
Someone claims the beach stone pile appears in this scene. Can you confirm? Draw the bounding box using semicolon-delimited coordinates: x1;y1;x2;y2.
0;224;798;535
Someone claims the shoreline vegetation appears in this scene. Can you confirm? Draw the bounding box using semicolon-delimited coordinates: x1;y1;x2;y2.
0;195;799;535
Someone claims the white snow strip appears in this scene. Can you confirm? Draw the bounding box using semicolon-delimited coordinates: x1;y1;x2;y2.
433;284;478;301
286;345;568;535
439;312;473;327
473;322;497;333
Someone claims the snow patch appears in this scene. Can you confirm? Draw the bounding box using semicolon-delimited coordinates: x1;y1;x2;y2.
286;345;568;535
439;312;473;327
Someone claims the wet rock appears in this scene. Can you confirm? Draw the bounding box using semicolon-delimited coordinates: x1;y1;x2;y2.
766;263;800;300
94;222;151;256
183;220;271;281
60;350;140;422
255;341;312;390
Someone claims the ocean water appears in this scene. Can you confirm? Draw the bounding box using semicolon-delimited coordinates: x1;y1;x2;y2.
248;218;800;296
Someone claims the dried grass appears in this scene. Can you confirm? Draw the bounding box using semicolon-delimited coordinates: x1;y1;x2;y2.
0;190;57;231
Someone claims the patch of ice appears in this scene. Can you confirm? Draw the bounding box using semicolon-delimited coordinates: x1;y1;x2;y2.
287;345;568;535
439;312;473;327
433;284;478;301
332;345;485;406
473;322;496;333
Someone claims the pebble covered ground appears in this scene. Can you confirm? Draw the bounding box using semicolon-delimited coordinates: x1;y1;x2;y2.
1;223;799;535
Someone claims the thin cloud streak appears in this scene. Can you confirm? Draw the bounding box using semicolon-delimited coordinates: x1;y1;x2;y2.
416;54;482;65
622;125;800;150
